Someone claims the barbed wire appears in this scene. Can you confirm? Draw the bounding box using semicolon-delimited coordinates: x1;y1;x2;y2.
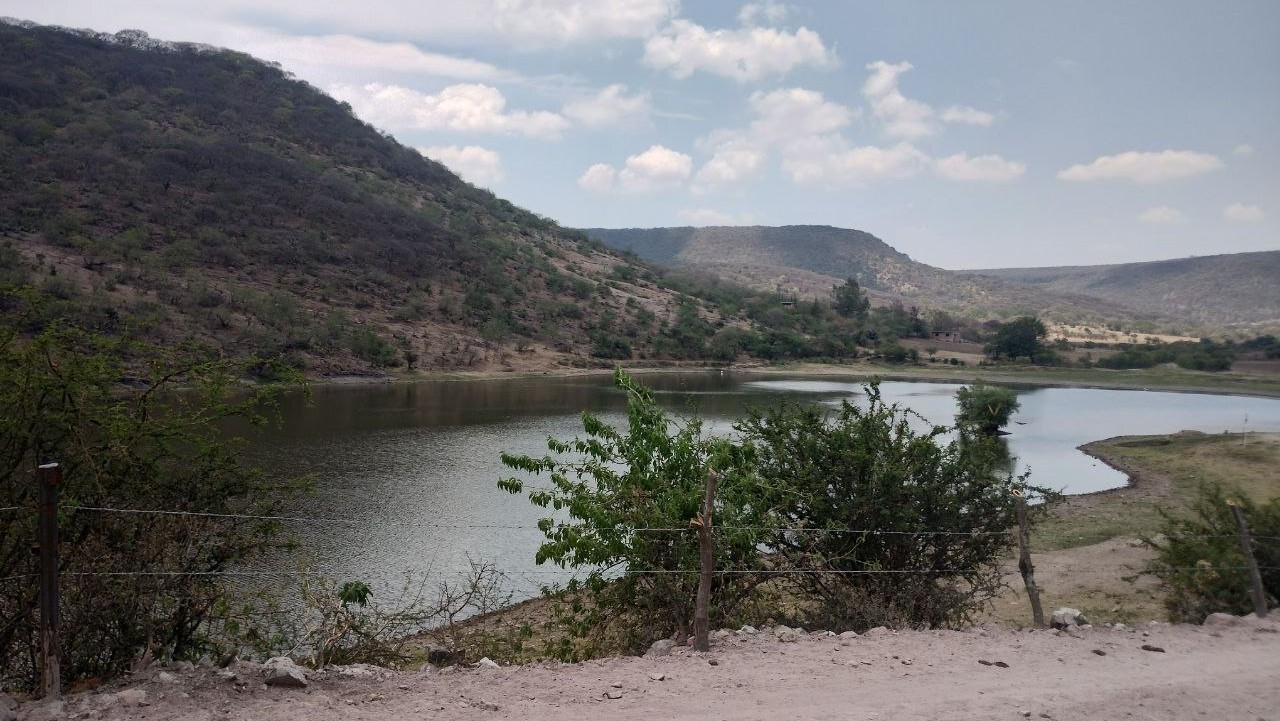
65;505;359;526
54;506;1280;543
46;564;1280;580
63;570;321;578
0;507;27;513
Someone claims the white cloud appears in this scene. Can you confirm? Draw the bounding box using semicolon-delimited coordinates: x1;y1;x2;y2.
693;142;766;192
694;87;854;191
579;145;693;194
1223;203;1265;222
1057;150;1224;183
1233;143;1255;156
210;0;678;48
1136;206;1186;224
643;18;835;82
940;105;995;127
783;141;930;184
934;153;1025;182
577;163;618;193
677;207;753;225
695;79;1010;188
490;0;677;45
23;1;679;52
738;1;790;25
231;30;509;84
861;62;996;139
862;61;937;140
562;84;651;128
419;145;505;185
747;87;855;137
328;83;569;139
619;145;693;192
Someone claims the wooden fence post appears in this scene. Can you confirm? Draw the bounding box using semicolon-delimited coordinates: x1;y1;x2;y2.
1228;501;1268;619
691;470;718;652
37;462;62;699
1014;491;1045;628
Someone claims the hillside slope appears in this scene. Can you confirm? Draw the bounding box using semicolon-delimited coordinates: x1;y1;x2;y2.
960;252;1280;332
585;226;1172;329
0;21;717;373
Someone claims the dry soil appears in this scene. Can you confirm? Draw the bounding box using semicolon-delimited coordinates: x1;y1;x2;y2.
20;614;1280;721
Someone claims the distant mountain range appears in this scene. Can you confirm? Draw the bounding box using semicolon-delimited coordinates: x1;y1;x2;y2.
958;252;1280;331
585;226;1279;334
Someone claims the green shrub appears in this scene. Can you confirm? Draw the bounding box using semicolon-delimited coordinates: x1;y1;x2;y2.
500;374;1046;653
955;382;1021;435
347;327;399;367
0;305;299;691
1147;483;1280;622
735;385;1040;630
589;331;632;359
498;370;761;658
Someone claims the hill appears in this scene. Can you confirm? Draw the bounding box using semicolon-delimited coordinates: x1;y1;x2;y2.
959;252;1280;333
0;20;729;373
584;226;1177;330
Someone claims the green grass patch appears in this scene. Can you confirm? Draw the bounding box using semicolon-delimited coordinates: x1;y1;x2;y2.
1034;432;1280;552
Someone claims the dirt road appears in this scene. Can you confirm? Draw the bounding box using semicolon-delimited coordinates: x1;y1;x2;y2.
22;614;1280;721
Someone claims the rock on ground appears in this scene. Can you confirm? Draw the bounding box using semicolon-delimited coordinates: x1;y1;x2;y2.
1051;607;1088;629
262;656;308;688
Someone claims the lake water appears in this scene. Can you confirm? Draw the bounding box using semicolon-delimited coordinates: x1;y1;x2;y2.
241;372;1280;599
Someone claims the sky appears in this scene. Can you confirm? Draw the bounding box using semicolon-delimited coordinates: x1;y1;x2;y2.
3;1;1277;269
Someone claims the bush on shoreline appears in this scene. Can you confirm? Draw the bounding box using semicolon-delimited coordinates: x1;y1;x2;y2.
498;370;1043;658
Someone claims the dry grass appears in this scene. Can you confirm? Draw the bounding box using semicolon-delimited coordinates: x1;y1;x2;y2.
1046;323;1200;346
981;431;1280;627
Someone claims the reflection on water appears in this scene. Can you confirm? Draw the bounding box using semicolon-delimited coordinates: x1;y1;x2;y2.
237;372;1280;599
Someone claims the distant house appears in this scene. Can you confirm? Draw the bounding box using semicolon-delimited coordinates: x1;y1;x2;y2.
931;331;967;343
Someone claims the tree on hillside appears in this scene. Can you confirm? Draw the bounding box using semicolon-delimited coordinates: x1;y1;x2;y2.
833;277;870;322
986;316;1047;361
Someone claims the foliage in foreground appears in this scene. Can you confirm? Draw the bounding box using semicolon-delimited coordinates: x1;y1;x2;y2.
499;371;1040;658
0;299;299;691
1148;482;1280;622
259;562;513;669
736;387;1039;630
498;369;763;659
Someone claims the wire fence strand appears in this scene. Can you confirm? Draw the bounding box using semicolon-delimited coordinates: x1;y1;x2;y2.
49;506;1280;543
45;564;1280;580
65;505;359;526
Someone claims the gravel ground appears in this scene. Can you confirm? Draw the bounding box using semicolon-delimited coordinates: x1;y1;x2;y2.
18;612;1280;721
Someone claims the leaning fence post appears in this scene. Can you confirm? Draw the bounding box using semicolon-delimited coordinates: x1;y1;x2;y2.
37;462;62;699
1227;501;1268;619
1014;490;1045;627
691;469;719;652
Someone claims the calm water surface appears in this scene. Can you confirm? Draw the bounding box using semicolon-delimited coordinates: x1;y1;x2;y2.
240;373;1280;598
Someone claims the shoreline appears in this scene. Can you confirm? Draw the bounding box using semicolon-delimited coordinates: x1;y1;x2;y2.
1071;435;1176;502
314;360;1280;399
